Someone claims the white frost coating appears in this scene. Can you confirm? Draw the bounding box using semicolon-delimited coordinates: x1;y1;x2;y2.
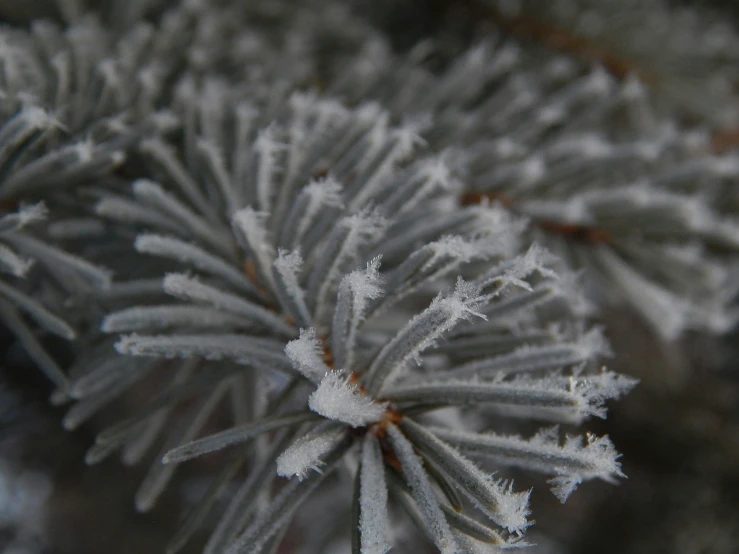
308;372;387;427
135;234;247;290
162;273;293;336
113;334;288;370
0;202;48;234
274;249;305;301
276;427;345;481
295;177;344;240
359;435;391;554
196;139;237;213
19;105;61;131
139;137;209;210
390;158;455;217
345;256;384;320
233;102;258;173
500;243;558;291
231;208;270;249
350;124;425;209
0;280;75;339
582;185;738;242
453;533;500;554
594;246;690;340
481;479;531;534
303;176;344;207
132;179;230;255
388;371;637;422
433;426;624;503
9;202;47;230
344;208;388;245
368;279;488;394
311;208;387;325
332;256;384;370
285;328;330;383
547;270;596;317
417;158;454;191
573;369;639;405
438;331;608;380
0;244;32;277
466;201;528;241
253;125;285;212
312;98;350;128
401;419;531;533
432;279;488;321
5;233;112;290
231;207;275;287
273;249;311;326
471;216;526;263
424;236;500;270
386;425;458;554
546;433;623;502
573;326;613;360
391;124;426;161
72;138;95;163
101;305;252;333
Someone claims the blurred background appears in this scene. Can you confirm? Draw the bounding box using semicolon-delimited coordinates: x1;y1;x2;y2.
1;1;738;553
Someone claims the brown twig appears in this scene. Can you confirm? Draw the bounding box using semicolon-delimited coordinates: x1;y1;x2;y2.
462;191;613;244
473;1;654;85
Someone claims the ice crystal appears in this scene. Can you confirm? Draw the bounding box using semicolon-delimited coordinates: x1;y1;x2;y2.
7;2;732;553
332;32;739;340
62;75;634;553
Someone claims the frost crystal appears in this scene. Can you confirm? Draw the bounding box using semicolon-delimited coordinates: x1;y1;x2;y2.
2;6;686;552
308;372;387;427
276;427;346;481
285;328;331;383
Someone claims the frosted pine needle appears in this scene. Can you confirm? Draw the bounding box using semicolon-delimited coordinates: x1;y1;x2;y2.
308;371;388;428
13;15;650;553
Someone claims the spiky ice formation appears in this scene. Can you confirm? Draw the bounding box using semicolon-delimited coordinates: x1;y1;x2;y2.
332;35;739;340
63;79;638;552
0;16;182;387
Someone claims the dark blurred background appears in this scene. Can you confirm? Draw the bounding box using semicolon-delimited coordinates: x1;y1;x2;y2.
1;1;738;553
